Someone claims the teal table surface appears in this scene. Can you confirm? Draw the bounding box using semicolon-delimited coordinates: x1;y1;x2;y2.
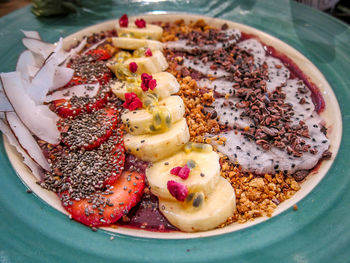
0;1;349;262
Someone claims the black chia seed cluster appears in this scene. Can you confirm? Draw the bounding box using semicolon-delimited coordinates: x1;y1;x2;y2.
39;31;128;205
40;131;124;204
69;52;112;84
59;108;117;149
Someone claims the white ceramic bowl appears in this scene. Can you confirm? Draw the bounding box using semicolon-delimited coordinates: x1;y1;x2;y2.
4;13;342;239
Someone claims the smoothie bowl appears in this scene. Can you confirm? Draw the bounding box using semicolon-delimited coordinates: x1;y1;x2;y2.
0;13;342;239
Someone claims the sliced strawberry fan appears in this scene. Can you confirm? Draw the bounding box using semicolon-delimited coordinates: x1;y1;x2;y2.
63;171;145;227
60;107;119;151
103;141;126;187
51;91;112;118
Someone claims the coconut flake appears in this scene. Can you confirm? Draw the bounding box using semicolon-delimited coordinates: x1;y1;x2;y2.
21;37;68;69
0;119;44;180
22;37;55;60
45;83;99;102
0;87;13;112
50;66;74;92
27;57;57;104
22;32;87;67
6;112;51;171
1;72;60;144
21;30;41;40
20;36;77;103
16;50;41;83
27;54;74;103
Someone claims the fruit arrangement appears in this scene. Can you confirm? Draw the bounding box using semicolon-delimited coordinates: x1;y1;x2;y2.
106;17;236;231
0;14;332;233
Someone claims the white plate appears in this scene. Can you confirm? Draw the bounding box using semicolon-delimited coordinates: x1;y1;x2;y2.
4;13;342;239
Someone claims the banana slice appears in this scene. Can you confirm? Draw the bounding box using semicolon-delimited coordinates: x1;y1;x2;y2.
146;150;220;201
110;81;135;101
152;72;180;99
111;72;180;100
116;23;163;40
112;37;163;51
124;50;168;74
124;118;189;162
159;177;236;232
122;95;185;135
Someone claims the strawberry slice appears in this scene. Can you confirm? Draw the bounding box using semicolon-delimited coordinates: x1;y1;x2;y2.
51;46;113;118
86;49;112;61
52;99;82;118
60;106;119;151
82;107;119;151
85;91;112;113
98;72;112;85
64;70;111;88
64;171;145;227
64;72;111;87
103;141;125;187
51;92;111;118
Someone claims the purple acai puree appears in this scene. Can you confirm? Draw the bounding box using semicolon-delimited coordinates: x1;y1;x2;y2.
119;154;177;232
117;191;177;232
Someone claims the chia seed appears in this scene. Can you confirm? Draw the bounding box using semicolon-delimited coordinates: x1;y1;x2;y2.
40;132;124;202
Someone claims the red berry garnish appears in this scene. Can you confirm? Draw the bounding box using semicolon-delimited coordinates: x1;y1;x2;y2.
170;165;190;180
167;180;188;202
129;62;138;73
141;73;157;91
135;19;146;28
148;79;157;91
123;93;143;111
119;14;128;27
145;48;152;57
178;165;191;179
170;166;181;175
